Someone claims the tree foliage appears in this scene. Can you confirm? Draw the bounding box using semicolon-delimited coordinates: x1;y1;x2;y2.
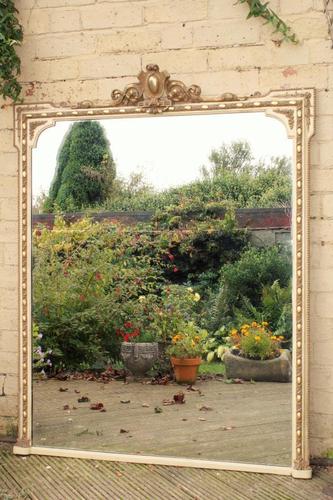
105;140;292;212
44;121;116;212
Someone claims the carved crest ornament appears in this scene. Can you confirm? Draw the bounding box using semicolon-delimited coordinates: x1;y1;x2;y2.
13;65;314;479
111;64;201;112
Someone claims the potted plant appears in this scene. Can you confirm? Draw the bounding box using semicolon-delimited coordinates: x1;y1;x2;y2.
118;322;158;377
167;321;208;384
223;321;291;382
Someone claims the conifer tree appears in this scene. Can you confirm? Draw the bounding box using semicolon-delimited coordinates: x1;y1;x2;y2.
44;121;116;212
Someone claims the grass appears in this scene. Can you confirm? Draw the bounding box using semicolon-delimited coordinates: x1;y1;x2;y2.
199;361;225;375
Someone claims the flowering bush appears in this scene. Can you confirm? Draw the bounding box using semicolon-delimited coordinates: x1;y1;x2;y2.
33;323;52;374
166;322;208;359
116;321;155;343
148;285;201;343
33;216;164;370
229;321;284;360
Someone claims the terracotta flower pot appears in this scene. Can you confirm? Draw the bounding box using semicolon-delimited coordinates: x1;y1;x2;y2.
171;356;202;384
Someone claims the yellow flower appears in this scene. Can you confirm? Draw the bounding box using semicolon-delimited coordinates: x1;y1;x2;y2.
172;334;182;344
279;335;284;340
138;295;146;303
251;321;258;327
271;335;277;340
243;331;249;336
262;321;269;327
194;335;201;343
191;340;195;347
255;335;261;342
231;329;238;336
193;293;201;302
187;287;193;293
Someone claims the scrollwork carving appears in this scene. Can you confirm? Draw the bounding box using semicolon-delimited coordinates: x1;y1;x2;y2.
111;64;201;113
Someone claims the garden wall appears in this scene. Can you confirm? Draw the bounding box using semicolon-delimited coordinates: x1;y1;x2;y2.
0;0;332;456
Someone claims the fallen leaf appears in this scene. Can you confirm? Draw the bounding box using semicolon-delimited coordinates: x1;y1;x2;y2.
173;392;185;404
154;406;163;414
224;378;244;384
78;396;90;403
142;403;150;408
120;400;130;404
90;402;104;410
198;418;206;421
182;418;188;421
199;405;213;412
187;385;199;392
151;374;170;385
63;404;70;410
222;426;234;431
59;387;68;392
74;389;81;394
162;399;174;406
120;428;129;433
100;408;107;413
115;471;122;477
233;378;245;384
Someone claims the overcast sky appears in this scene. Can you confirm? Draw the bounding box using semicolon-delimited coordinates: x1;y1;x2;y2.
32;112;292;198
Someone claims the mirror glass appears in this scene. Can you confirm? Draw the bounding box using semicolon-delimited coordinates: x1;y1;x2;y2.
31;112;293;466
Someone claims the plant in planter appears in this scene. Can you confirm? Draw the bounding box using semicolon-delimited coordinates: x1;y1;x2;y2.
167;322;208;384
118;322;158;377
223;321;291;382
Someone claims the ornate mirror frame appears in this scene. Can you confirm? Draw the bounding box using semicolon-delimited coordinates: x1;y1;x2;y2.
12;65;314;479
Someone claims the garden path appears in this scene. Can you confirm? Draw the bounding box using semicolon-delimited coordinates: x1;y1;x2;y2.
33;378;291;466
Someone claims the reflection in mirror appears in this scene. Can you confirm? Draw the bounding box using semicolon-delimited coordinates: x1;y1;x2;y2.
32;112;293;466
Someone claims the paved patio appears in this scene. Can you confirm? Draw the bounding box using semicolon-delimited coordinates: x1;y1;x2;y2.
0;444;333;499
33;378;291;465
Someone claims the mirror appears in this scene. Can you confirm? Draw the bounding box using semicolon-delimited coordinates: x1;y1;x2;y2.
13;69;314;477
31;111;293;466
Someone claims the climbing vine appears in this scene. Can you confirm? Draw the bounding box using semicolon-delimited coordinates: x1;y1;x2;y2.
0;0;297;103
238;0;298;44
0;0;23;102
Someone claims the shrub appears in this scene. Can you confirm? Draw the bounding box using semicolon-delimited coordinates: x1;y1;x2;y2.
211;245;292;331
33;217;163;370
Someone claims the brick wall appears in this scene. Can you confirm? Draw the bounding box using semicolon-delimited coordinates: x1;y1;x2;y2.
0;0;332;456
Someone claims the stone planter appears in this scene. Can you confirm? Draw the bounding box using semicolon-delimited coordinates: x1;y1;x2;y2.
171;356;202;384
121;342;158;377
224;349;292;382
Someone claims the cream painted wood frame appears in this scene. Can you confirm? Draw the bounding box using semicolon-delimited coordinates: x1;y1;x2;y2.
12;65;315;479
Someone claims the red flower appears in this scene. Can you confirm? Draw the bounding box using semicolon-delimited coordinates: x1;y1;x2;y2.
95;272;102;281
123;333;130;342
132;328;140;337
124;321;133;329
79;294;85;302
173;266;179;273
167;253;174;261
